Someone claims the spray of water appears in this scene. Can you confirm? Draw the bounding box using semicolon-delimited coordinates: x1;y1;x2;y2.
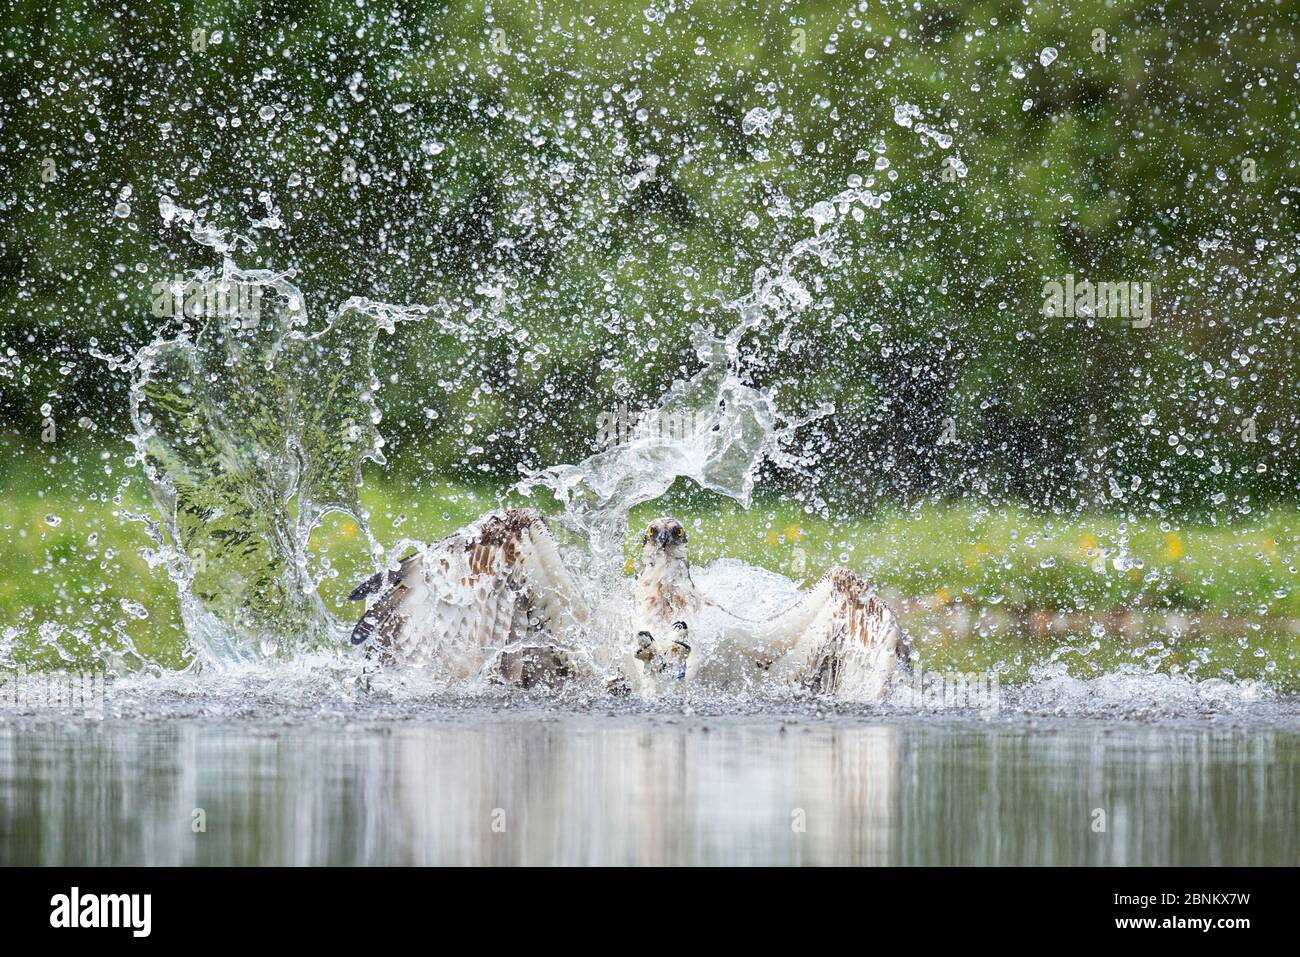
514;226;846;572
93;202;455;665
110;180;875;672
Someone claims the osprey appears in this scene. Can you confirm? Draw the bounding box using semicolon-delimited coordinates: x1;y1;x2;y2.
348;509;908;701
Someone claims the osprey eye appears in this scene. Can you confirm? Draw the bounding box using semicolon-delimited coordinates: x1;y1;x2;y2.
647;525;656;537
674;528;683;537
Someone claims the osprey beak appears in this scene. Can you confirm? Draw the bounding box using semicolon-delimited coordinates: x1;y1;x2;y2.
655;528;676;547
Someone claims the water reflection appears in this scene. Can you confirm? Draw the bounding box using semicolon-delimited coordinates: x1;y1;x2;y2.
0;717;1295;865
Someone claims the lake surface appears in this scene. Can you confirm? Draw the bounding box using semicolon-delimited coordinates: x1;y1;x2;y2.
2;708;1297;865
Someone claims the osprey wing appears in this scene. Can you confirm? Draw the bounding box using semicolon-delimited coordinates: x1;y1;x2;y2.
348;509;588;681
752;568;908;702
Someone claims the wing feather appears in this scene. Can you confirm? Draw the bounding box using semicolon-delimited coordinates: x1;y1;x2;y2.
348;509;587;679
349;550;421;647
754;568;908;701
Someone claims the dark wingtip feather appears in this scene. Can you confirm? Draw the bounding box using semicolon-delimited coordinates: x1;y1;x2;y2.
348;551;420;601
348;572;386;602
351;611;379;645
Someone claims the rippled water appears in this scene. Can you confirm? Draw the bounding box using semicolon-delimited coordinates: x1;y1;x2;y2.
3;701;1297;866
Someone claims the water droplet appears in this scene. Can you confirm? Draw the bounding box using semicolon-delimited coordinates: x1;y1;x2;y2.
741;107;773;136
805;201;835;227
893;103;920;128
120;599;149;620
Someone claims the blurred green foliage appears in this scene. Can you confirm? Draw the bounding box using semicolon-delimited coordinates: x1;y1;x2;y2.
1;0;1297;519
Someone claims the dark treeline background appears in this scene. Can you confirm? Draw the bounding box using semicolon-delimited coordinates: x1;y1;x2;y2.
1;0;1296;517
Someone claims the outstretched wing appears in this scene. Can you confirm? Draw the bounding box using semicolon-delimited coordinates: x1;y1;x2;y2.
752;568;908;702
348;509;587;681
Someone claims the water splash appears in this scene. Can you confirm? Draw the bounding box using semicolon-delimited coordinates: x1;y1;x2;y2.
111;178;877;670
99;202;453;666
515;193;880;575
128;282;393;662
88;150;1291;710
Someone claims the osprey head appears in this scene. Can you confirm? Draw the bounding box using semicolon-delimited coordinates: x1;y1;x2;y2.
641;516;688;562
